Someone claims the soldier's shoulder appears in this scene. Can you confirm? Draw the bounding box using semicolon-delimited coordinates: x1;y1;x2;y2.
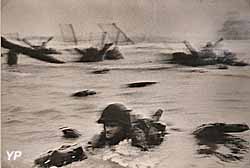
87;133;106;148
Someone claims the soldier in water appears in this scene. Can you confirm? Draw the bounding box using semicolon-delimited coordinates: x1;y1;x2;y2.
34;103;166;167
87;103;166;151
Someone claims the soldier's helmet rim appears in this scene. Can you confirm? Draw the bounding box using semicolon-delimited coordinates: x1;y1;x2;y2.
97;103;132;125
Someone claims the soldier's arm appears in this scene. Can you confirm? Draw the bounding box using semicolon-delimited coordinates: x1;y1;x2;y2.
85;133;106;151
131;126;149;151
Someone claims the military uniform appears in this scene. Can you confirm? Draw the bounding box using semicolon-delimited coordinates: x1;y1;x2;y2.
131;118;166;150
35;104;167;167
88;104;166;151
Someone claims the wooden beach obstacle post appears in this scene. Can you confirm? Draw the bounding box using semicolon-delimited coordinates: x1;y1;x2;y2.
7;50;18;66
59;24;78;45
100;32;107;48
111;23;134;45
98;23;134;46
1;36;64;64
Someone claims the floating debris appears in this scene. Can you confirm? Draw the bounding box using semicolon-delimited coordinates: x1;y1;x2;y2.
126;81;158;88
91;68;110;74
180;68;207;73
60;127;81;138
71;90;96;97
34;144;87;167
217;64;228;70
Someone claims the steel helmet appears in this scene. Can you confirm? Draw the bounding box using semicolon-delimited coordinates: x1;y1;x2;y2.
97;103;132;126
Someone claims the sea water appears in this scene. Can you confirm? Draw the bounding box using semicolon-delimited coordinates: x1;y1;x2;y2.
1;40;250;168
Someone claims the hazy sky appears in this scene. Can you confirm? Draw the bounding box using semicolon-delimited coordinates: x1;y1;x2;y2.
2;0;250;39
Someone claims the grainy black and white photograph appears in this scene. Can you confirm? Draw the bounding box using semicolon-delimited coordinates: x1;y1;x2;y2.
1;0;250;167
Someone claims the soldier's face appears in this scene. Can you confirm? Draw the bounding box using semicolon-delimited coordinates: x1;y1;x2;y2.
104;122;123;139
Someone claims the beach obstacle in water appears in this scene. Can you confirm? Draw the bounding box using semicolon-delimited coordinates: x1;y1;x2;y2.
169;39;249;67
74;43;113;62
91;68;110;74
6;50;18;66
20;37;61;55
1;36;64;64
105;46;124;60
98;23;134;46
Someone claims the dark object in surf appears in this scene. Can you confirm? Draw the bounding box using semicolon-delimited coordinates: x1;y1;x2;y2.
1;36;64;64
105;46;124;60
71;90;96;97
75;43;113;62
231;61;249;66
127;81;158;88
60;127;81;138
7;50;18;66
34;144;87;167
192;123;249;139
91;68;110;74
217;64;228;69
169;39;249;67
193;123;249;162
